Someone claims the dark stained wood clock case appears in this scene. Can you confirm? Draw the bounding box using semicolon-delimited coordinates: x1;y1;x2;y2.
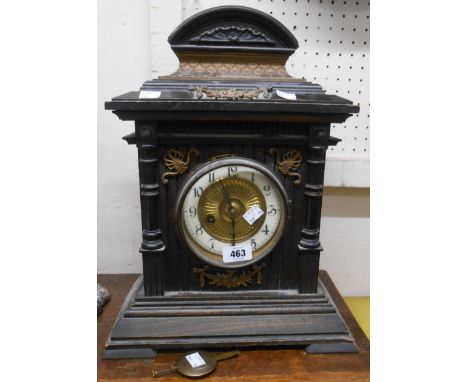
103;6;360;359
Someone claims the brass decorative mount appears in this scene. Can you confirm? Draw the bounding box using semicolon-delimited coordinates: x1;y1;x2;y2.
268;148;303;186
161;149;199;184
189;86;272;100
193;263;265;288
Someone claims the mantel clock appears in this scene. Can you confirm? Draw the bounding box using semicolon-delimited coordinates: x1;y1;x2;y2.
103;6;360;359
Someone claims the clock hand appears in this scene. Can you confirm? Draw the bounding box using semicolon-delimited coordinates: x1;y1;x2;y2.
220;180;237;245
220;180;231;206
231;217;236;246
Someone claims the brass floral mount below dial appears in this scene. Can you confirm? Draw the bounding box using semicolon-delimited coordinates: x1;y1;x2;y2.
193;263;265;288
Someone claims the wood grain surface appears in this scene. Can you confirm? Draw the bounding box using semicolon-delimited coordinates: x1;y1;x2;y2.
97;271;369;382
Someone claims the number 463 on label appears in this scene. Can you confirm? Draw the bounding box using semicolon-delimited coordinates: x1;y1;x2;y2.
222;245;253;263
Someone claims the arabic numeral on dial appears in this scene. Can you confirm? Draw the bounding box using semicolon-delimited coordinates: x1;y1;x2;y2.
208;238;215;249
268;205;277;216
228;166;238;177
193;187;203;197
251;239;257;250
262;225;270;235
230;249;246;258
195;225;204;236
263;184;271;196
208;172;215;182
189;207;197;217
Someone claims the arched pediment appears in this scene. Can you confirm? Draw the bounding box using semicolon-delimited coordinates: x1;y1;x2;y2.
168;6;298;55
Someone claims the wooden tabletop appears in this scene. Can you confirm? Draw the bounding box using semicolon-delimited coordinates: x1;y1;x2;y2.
98;271;369;382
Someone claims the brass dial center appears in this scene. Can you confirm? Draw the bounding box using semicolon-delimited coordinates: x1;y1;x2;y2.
199;177;267;243
221;197;245;222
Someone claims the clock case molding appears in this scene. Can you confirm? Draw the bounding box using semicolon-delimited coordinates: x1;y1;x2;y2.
103;6;360;359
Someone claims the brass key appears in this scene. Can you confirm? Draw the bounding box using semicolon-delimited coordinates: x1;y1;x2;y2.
152;350;240;378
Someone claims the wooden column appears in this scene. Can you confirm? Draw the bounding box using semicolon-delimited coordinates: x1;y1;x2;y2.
136;128;166;296
297;125;329;294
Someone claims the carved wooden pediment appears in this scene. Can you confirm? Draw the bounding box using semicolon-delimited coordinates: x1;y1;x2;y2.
190;26;275;45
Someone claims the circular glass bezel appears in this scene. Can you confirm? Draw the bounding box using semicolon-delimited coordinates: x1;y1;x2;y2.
175;157;289;269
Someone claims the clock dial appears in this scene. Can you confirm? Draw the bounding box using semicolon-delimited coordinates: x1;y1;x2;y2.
176;158;287;268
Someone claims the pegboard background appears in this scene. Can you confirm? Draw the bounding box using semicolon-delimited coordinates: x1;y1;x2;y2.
150;0;370;186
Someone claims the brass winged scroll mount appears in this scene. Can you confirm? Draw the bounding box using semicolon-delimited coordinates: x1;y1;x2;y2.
161;149;199;184
268;148;303;186
193;264;265;288
189;86;272;101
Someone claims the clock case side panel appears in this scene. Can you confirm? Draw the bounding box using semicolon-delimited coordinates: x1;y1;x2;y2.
132;120;334;296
